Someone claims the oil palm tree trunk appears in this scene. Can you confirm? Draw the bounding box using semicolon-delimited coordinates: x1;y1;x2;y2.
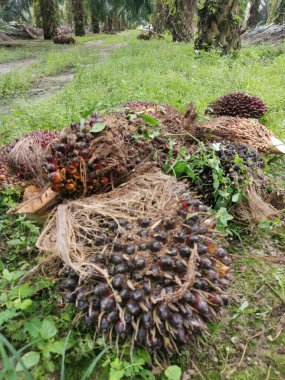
195;0;241;53
72;0;85;36
40;0;58;39
247;0;261;28
167;0;197;42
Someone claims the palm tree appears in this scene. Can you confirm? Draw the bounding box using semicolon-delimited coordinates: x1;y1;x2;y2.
39;0;58;39
87;0;152;34
72;0;85;36
247;0;261;27
167;0;197;42
0;0;33;22
195;0;242;53
275;0;285;23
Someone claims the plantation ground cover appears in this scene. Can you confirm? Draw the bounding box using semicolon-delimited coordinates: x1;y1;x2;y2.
0;31;285;380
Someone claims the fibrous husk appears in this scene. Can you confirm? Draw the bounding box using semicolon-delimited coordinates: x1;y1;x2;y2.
207;92;268;119
0;131;59;186
233;185;280;225
36;170;232;354
122;100;194;136
187;116;281;154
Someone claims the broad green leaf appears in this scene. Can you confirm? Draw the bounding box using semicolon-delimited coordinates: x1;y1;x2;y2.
6;239;22;247
216;207;234;227
164;365;182;380
91;123;106;133
232;192;240;203
24;319;42;338
15;351;40;372
140;113;159;127
0;309;18;326
47;340;68;355
109;368;124;380
40;319;58;340
174;162;195;180
45;359;55;373
19;299;33;310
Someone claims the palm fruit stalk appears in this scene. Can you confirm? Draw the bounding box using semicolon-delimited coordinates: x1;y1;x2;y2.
207;92;268;119
58;195;232;354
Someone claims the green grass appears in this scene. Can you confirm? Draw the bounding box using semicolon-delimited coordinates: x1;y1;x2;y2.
1;33;285;143
1;31;285;379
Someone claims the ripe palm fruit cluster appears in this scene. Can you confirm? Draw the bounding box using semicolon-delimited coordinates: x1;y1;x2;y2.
44;112;174;198
192;142;265;206
53;35;75;44
58;197;231;353
207;92;268;119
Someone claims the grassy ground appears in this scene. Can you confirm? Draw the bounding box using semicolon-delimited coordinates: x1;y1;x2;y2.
0;31;285;380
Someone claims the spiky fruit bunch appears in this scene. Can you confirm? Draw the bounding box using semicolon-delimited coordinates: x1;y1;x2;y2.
192;142;265;206
59;198;231;354
44;113;174;198
207;92;268;119
53;35;75;44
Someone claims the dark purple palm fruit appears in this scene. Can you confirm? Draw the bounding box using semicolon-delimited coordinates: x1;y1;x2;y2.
207;92;268;119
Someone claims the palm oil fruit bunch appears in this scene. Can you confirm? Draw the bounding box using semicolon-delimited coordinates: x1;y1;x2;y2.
194;142;265;205
59;196;232;354
53;35;75;44
44;112;175;198
207;92;268;119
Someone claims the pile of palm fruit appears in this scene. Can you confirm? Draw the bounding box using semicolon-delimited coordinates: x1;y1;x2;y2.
44;111;175;197
3;91;284;357
206;92;268;118
37;171;231;354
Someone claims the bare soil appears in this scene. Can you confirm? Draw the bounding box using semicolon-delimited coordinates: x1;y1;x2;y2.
0;57;35;75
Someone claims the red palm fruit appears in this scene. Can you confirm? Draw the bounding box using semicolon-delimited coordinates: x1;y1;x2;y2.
207;92;268;119
51;184;61;192
48;171;61;184
79;150;91;159
67;165;77;174
101;177;109;186
71;158;80;167
65;182;77;191
206;240;217;254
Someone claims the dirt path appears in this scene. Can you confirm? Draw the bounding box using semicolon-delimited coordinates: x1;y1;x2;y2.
28;71;75;101
0;40;124;117
0;58;35;75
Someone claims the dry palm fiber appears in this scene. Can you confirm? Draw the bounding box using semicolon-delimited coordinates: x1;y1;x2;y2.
5;131;59;187
44;111;179;198
232;184;279;225
187;116;279;154
207;92;268;119
36;169;232;354
0;131;58;189
122;100;197;136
